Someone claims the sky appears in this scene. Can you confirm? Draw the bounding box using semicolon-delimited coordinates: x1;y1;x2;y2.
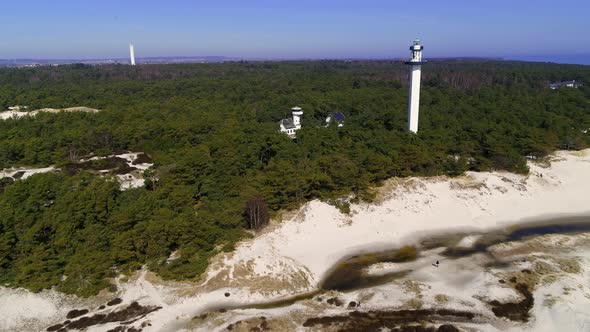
1;0;589;62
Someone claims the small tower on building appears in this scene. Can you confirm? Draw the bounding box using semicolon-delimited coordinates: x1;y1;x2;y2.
279;106;303;138
405;39;427;133
292;107;303;128
129;44;136;66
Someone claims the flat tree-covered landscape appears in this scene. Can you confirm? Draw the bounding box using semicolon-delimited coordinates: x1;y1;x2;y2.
0;60;589;296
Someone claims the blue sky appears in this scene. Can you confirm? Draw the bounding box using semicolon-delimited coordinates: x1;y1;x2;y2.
1;0;589;60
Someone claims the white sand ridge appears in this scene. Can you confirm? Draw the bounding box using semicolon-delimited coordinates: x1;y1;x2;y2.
0;106;101;120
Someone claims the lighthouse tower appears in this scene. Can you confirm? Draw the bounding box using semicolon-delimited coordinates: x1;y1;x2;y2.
292;106;303;129
405;39;427;133
129;44;136;66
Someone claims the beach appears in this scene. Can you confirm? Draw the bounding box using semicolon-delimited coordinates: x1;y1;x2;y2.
2;149;590;332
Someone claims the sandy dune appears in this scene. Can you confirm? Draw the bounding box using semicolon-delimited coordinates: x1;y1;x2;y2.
0;106;100;120
2;149;590;332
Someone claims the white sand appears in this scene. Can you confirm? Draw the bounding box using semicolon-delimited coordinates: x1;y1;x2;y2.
2;149;590;331
0;152;153;190
0;107;100;120
0;110;29;119
85;151;153;190
117;152;153;171
217;150;590;288
146;149;590;331
189;234;590;332
0;288;77;332
115;152;153;189
525;264;590;332
117;174;146;190
456;234;482;248
0;166;56;179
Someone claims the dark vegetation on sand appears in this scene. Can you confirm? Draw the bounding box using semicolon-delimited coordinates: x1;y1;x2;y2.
46;301;160;332
489;282;534;322
0;60;589;296
320;245;417;291
302;308;474;331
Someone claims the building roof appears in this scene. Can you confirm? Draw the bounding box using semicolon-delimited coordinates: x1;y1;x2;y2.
332;112;345;122
280;118;296;129
550;80;581;88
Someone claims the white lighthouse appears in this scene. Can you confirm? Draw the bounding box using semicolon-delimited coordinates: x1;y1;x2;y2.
405;39;426;133
129;44;136;66
279;106;303;138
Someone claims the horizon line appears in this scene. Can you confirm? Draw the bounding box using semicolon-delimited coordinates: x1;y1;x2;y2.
1;54;589;66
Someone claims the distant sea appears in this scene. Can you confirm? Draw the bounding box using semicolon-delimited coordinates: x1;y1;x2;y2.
506;54;590;65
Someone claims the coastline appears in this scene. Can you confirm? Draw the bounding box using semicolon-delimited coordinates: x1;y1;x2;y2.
201;149;590;288
2;149;590;332
150;148;590;331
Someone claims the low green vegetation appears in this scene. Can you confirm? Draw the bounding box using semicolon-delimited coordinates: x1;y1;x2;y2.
392;245;419;262
0;60;589;296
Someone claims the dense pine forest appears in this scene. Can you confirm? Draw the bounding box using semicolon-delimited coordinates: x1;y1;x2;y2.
0;60;589;296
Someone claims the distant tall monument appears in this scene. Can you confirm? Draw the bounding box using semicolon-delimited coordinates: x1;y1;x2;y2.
129;44;136;66
405;39;427;133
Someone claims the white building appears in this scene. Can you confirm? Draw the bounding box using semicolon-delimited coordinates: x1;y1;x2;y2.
549;80;582;90
279;107;303;138
325;112;345;127
129;44;136;66
405;38;427;133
